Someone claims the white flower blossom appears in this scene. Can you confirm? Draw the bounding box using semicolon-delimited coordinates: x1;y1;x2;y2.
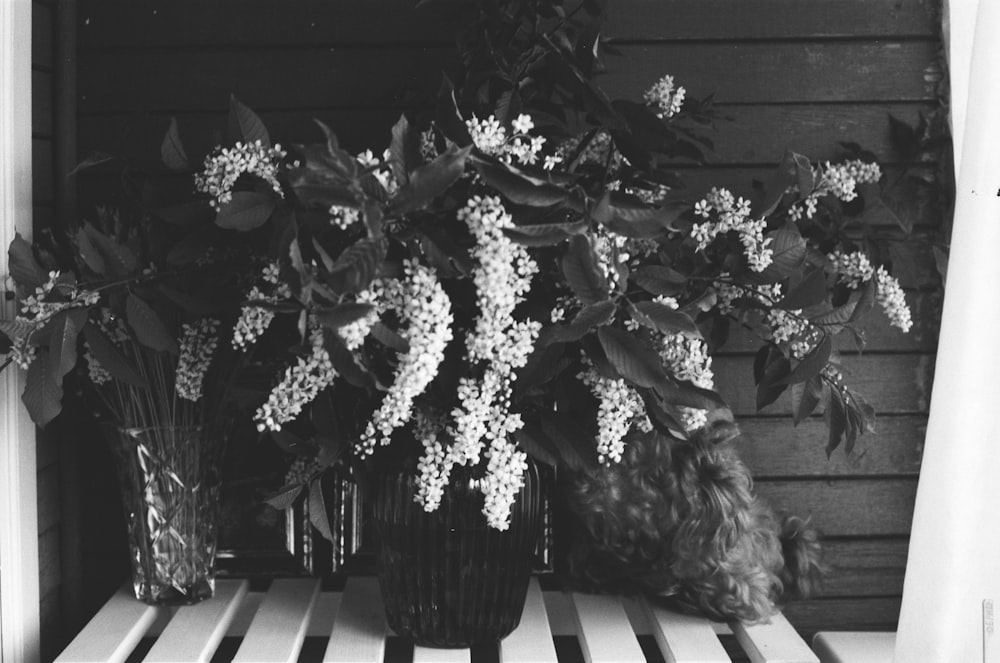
175;318;220;402
356;261;454;456
255;329;337;432
84;341;112;385
655;297;715;431
579;367;648;464
194;140;287;211
829;250;875;289
480;437;528;530
329;204;360;230
466;115;507;157
644;74;686;118
875;266;912;333
233;262;291;350
691;188;773;272
413;410;456;513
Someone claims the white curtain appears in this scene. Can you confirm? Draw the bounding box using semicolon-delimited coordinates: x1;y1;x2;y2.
894;1;1000;660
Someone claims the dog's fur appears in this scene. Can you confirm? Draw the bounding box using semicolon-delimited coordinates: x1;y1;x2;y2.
564;430;824;623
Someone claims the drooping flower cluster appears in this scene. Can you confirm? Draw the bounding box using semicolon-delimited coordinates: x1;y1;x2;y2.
84;341;112;385
713;277;783;316
875;266;913;333
480;436;529;530
465;114;548;167
579;367;649;464
829;250;875;289
255;328;337;432
357;149;399;197
356;261;454;456
692;188;774;272
194;140;288;211
644;74;686;118
175;318;220;402
233;262;291;350
328;204;360;231
656;298;716;431
337;288;380;351
413;410;455;513
788;159;882;221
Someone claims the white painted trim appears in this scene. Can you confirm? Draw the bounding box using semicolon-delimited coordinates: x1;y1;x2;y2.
942;0;978;173
894;3;1000;662
0;2;40;663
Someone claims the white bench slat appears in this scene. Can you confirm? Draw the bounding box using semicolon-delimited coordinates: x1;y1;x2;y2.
642;599;731;663
570;593;647;663
143;579;249;663
412;646;471;663
733;612;820;663
499;579;559;663
811;632;895;663
231;578;321;663
323;577;386;663
55;586;161;663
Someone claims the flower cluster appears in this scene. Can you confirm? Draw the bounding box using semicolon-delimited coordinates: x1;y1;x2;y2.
194;140;288;211
789;159;882;221
232;262;291;350
579;367;649;464
692;188;774;272
255;329;337;432
875;266;913;333
175;318;220;402
356;261;454;456
644;74;686;118
829;250;875;289
655;298;716;431
465;114;550;168
479;436;529;530
413;410;454;512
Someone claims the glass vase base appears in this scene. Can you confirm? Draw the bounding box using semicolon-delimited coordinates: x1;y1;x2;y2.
133;577;215;606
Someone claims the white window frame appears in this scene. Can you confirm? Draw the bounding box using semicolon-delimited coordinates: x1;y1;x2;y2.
0;2;41;663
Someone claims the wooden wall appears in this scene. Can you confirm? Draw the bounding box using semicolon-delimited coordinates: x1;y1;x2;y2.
73;0;947;639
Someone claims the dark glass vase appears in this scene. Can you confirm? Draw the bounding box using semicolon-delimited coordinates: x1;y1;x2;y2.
371;460;543;647
109;425;226;605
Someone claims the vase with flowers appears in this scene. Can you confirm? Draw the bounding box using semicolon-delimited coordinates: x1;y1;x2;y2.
0;206;253;604
2;0;919;638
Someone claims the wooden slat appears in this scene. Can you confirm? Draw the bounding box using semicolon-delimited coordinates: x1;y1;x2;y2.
31;0;53;69
231;578;320;663
819;538;909;597
32;137;53;203
412;647;471;663
715;354;933;416
570;593;646;663
54;586;161;663
643;599;730;663
76;0;936;47
323;576;387;663
732;612;819;663
500;578;559;663
735;416;925;479
811;632;895;663
781;598;902;636
77;41;938;115
32;70;53;136
144;579;249;663
754;479;916;537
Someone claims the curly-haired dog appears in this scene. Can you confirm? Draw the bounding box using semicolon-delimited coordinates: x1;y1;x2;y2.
564;430;824;623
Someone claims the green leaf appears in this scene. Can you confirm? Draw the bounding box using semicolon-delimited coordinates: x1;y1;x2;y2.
75;227;106;274
46;310;83;387
22;350;63;428
316;303;376;330
389;144;471;214
472;158;569;207
126;294;178;354
776;266;828;311
603;200;685;238
755;223;806;283
539;411;599;472
325;335;374;389
82;322;146;388
327;237;387;294
539;300;617;345
151;200;214;226
825;387;847;456
562;235;609;305
8;233;46;289
84;225;138;276
754;345;791;410
68;151;117;176
215;192;276;231
515;344;572;396
370;321;409;353
502;220;587;247
228;95;271;147
629;265;687;296
778;335;832;385
157;285;219;317
513;426;560;467
308;477;335;542
792;373;825;425
655;379;728;412
597;326;667;389
160;117;190;172
629;301;701;339
388;114;412;186
848;277;877;323
264;484;305;511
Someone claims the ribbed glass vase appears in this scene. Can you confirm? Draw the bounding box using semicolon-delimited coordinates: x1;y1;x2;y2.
371;460;543;647
109;425;226;605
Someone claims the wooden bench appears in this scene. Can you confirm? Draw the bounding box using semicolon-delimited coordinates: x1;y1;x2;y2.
54;577;821;663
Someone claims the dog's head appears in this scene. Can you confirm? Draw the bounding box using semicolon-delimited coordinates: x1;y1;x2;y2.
566;431;824;622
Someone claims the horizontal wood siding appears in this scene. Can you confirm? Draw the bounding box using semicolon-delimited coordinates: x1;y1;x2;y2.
74;0;945;638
